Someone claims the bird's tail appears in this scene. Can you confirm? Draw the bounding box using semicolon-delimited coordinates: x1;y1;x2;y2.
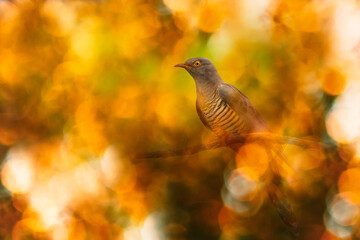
267;145;299;235
267;174;299;235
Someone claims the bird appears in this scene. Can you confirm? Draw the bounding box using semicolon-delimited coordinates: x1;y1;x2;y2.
174;57;298;233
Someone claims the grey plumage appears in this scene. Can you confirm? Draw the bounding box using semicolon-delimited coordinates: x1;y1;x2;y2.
175;57;298;233
176;57;268;137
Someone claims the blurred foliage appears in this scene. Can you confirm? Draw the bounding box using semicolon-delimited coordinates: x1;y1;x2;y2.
1;0;360;239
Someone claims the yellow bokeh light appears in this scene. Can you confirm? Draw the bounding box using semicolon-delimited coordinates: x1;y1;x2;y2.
355;140;360;158
331;0;360;61
75;100;107;153
42;0;77;36
123;226;142;240
28;159;106;230
163;0;191;12
225;168;259;202
141;212;164;240
100;146;122;186
113;85;141;119
30;189;65;229
198;2;226;33
208;27;236;60
222;168;264;217
70;18;99;61
0;50;19;85
73;163;102;197
327;82;360;144
327;108;360;144
153;93;179;127
321;229;351;240
290;147;325;170
1;148;34;194
324;215;353;239
329;192;360;226
280;1;320;32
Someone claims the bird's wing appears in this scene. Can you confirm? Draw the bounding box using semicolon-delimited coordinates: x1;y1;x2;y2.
218;83;269;132
196;99;212;130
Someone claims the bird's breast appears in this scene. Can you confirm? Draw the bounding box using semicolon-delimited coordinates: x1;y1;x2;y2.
200;95;248;136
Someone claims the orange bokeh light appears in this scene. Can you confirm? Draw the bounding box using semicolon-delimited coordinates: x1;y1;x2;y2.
235;143;270;179
338;168;360;194
320;67;346;96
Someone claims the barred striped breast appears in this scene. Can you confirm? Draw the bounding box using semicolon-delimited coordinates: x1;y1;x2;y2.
200;89;248;137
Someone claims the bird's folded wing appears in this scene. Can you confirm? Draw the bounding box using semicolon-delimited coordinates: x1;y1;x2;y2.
218;83;269;133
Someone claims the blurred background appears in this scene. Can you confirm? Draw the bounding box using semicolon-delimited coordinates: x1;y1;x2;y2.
1;0;360;239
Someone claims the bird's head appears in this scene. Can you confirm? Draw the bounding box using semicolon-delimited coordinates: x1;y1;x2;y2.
174;57;221;83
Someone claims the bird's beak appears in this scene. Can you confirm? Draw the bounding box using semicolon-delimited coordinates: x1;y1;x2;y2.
174;63;190;69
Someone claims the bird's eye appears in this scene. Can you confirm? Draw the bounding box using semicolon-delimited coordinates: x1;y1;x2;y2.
193;60;202;67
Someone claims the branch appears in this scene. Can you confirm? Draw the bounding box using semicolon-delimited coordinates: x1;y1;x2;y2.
132;141;226;160
132;133;327;160
241;133;327;149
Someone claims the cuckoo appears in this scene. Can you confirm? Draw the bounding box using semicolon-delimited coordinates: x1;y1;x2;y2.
175;57;298;232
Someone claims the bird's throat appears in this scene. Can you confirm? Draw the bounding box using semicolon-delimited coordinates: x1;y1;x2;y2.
195;79;219;97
